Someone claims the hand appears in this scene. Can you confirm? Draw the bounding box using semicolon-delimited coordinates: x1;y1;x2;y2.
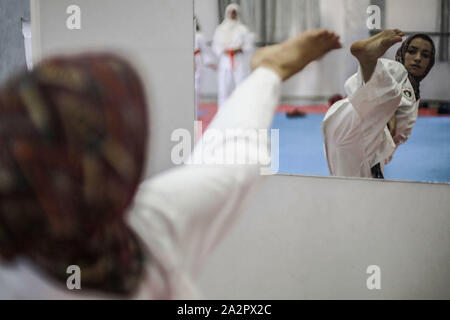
385;147;397;165
385;141;403;165
393;134;406;146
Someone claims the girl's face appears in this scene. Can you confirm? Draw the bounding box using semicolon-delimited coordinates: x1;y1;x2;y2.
229;9;238;20
404;37;433;77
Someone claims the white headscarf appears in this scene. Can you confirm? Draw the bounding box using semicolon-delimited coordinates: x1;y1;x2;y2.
214;3;249;52
224;3;241;23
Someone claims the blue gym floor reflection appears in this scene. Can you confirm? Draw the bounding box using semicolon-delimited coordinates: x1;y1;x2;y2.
271;113;450;183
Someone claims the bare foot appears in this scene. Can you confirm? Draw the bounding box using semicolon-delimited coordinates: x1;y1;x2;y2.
251;29;342;81
350;29;404;82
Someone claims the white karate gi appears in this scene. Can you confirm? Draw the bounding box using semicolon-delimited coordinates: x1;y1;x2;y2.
322;58;419;178
212;4;255;108
0;67;282;299
195;31;217;109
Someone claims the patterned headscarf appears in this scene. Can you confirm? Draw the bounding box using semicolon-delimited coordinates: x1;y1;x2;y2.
395;33;435;100
0;53;148;296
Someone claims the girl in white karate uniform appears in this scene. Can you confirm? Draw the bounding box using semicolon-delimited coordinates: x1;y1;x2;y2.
212;3;255;108
322;31;435;179
194;18;217;110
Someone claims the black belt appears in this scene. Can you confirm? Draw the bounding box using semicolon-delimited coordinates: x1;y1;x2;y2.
371;163;384;179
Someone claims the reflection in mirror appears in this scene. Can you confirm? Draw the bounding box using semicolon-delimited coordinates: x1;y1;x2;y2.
194;0;450;183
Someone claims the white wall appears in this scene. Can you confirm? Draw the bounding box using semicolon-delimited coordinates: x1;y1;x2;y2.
198;174;450;299
32;0;195;178
0;0;30;84
280;0;359;102
194;0;219;40
385;0;439;32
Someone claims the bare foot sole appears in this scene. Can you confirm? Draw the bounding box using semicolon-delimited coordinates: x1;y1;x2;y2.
251;29;342;81
350;29;404;70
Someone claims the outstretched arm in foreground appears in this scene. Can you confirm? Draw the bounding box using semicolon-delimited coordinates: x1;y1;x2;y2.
129;30;342;275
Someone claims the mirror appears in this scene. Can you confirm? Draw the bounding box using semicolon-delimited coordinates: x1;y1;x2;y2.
194;0;450;183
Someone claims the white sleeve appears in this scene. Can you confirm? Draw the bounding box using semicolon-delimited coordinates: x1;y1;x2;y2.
199;35;217;66
129;68;281;275
345;59;408;99
344;67;363;97
242;30;255;53
349;58;408;122
212;28;224;57
392;78;419;146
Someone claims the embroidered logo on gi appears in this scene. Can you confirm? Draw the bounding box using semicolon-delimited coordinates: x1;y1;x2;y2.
402;88;414;101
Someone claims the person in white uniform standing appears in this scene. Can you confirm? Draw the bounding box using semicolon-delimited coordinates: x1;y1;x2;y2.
0;30;342;299
212;3;255;108
322;30;435;179
194;17;217;110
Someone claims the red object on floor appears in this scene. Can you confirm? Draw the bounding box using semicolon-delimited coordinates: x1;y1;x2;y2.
328;94;345;106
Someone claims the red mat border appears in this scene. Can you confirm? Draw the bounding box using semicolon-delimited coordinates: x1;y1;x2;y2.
198;103;449;134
